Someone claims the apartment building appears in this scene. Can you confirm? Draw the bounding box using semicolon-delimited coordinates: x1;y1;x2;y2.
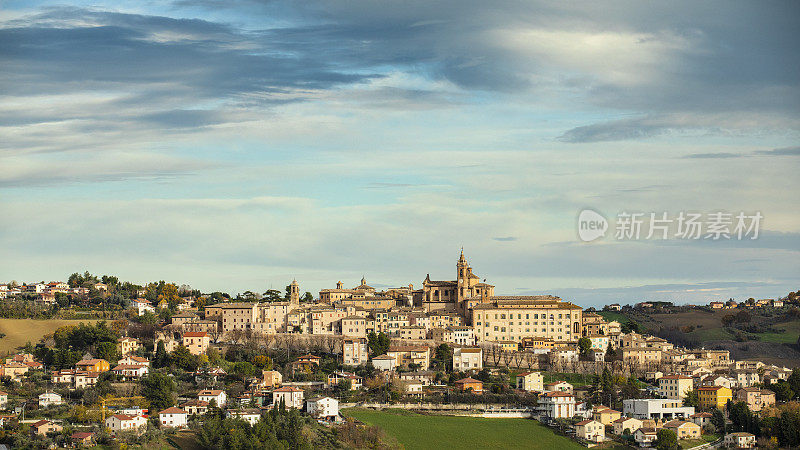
658;375;693;400
697;386;733;409
342;338;369;366
473;296;582;344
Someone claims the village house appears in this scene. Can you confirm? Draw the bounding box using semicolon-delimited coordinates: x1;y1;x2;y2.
227;409;262;425
372;354;397;371
736;387;775;412
75;358;110;373
575;420;605;442
182;331;210;355
724;432;756;448
71;431;95;446
306;396;339;420
180;399;209;416
158;407;188;428
593;406;622;425
117;337;140;356
538;391;575;419
261;370;283;388
38;392;63;408
386;346;430;370
273;386;304;408
544;380;573;393
634;428;658;447
30;419;62;436
342;338;369;366
613;417;643;435
452;347;482;372
690;412;713;428
516;371;543;392
105;414;147;434
198;389;227;407
111;363;149;380
454;377;483;394
664;420;701;439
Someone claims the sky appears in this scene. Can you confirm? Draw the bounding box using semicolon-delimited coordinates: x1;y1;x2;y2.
1;1;798;307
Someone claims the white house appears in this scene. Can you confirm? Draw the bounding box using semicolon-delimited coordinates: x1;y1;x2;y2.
622;398;695;420
538;391;575;419
227;409;262;425
724;432;756;448
306;396;339;420
198;389;227;407
105;414;147;434
133;299;155;316
544;381;573;393
372;354;397;371
516;372;543;392
0;391;7;409
38;392;63;408
273;386;304;409
452;347;482;372
111;364;149;380
634;428;658;447
158;407;188;428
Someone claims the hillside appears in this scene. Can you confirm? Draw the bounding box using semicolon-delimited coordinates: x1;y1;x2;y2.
599;306;800;367
0;318;101;355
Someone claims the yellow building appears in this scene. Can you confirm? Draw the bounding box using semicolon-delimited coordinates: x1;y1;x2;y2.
697;386;732;410
75;359;110;373
473;296;583;344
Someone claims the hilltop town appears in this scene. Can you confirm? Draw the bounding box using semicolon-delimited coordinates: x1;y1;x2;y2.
0;253;798;449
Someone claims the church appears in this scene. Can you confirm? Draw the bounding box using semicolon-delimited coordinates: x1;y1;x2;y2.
414;250;495;315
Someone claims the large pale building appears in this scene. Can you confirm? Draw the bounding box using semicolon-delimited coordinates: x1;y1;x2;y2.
473;296;583;344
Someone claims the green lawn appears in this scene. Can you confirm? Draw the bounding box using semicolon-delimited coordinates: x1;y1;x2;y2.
343;408;583;450
757;321;800;343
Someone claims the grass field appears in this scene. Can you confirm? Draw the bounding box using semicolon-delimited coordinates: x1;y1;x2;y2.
597;310;634;325
343;408;583;450
0;318;101;354
757;321;800;343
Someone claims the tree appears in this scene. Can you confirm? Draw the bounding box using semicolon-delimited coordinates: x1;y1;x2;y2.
140;372;176;411
655;429;678;450
711;408;726;434
368;332;390;356
301;292;313;303
153;341;168;368
262;290;282;302
170;345;198;372
683;390;699;408
95;341;118;362
577;337;592;358
433;344;453;372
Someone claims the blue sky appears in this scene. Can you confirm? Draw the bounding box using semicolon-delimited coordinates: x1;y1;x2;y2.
1;1;798;307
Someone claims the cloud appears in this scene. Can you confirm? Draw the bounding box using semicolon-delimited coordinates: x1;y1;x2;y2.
683;145;800;159
492;237;517;241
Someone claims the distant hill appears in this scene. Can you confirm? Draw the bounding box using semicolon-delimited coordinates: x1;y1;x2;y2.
599;304;800;367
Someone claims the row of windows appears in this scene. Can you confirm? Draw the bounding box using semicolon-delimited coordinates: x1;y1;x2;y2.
478;313;572;320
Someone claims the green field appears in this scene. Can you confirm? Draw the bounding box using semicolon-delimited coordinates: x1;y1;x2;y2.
343;408;583;450
597;310;632;325
0;318;101;354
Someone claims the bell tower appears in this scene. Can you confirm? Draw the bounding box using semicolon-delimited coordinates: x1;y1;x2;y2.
289;279;300;305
